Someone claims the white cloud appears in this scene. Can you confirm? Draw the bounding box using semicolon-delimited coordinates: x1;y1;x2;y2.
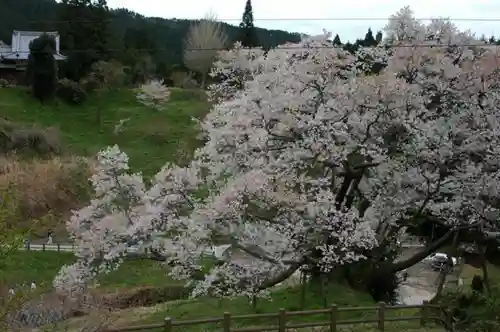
107;0;500;41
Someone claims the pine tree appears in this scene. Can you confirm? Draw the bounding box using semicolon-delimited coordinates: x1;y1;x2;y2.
239;0;258;47
363;28;377;46
27;34;57;102
375;31;383;44
333;34;342;46
58;0;111;80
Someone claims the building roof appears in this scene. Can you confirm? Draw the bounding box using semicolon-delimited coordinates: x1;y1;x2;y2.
1;52;67;60
12;30;60;38
0;30;66;61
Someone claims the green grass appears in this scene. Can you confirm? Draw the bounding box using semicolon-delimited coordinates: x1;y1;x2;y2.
5;251;438;332
0;87;209;174
0;251;175;291
100;283;433;332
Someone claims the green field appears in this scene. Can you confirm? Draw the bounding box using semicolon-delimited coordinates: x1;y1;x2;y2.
0;87;209;174
0;251;176;291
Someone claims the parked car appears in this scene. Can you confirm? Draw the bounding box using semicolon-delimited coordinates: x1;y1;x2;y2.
424;253;458;271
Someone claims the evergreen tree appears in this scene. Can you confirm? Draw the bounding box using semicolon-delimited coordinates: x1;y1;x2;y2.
27;34;57;102
375;31;383;44
363;28;377;46
333;34;342;46
239;0;258;47
57;0;111;80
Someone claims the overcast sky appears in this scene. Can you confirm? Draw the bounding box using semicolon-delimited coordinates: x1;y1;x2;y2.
106;0;500;42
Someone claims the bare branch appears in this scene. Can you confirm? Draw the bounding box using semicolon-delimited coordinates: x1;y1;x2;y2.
183;12;228;88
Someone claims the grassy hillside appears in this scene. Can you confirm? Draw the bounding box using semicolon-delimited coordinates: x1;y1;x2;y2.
0;87;208;174
0;86;208;238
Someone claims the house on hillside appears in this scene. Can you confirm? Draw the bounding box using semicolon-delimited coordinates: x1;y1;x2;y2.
0;30;67;83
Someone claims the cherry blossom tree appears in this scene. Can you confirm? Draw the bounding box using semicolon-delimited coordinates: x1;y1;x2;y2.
54;7;500;301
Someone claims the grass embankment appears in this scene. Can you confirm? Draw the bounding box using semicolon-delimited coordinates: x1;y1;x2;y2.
2;252;436;331
48;282;437;332
0;87;208;174
0;251;176;292
0;87;209;237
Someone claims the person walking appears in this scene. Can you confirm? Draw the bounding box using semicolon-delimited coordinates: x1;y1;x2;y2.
47;229;53;245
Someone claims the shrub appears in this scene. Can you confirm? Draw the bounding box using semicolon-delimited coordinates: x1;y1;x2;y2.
56;79;87;105
0;120;61;157
88;60;126;90
436;288;500;331
169;88;207;102
181;75;199;89
80;75;100;93
100;284;190;309
8;127;61;156
0;156;93;233
0;78;9;88
170;70;189;87
136;80;170;109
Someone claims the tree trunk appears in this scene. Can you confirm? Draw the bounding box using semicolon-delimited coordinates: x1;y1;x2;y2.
481;261;491;295
200;72;207;89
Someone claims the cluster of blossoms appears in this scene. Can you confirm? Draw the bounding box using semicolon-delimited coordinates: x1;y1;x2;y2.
54;7;500;298
135;79;171;109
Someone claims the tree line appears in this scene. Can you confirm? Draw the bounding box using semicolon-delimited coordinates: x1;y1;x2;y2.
0;0;300;82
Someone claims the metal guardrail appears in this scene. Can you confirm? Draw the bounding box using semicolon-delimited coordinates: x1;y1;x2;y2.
20;242;232;258
20;242;423;254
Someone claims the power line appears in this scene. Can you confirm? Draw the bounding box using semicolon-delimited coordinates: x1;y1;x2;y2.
17;18;500;24
4;44;500;54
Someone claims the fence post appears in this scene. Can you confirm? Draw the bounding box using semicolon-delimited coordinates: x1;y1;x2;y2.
42;244;46;251
377;302;386;331
164;317;172;332
330;304;338;332
420;300;429;326
278;308;287;332
223;312;231;332
57;244;60;252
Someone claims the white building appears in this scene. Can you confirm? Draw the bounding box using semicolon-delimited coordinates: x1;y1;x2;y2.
0;30;66;74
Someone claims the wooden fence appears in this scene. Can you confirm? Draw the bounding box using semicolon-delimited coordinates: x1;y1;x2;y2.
102;301;441;332
22;242;75;252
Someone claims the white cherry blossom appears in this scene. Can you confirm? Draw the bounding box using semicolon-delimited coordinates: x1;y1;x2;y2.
54;7;500;298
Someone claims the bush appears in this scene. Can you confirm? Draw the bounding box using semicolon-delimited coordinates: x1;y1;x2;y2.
436;287;500;331
0;119;61;157
88;60;126;90
0;78;9;88
136;80;170;109
80;75;101;93
0;156;93;233
56;79;87;105
170;70;189;87
169;88;207;102
170;70;199;88
100;284;190;309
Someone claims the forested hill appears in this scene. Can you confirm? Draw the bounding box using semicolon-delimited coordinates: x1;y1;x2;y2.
0;0;301;69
